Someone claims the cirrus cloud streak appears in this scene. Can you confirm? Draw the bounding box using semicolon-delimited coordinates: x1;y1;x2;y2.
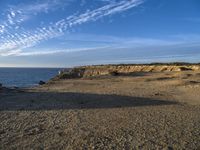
0;0;144;56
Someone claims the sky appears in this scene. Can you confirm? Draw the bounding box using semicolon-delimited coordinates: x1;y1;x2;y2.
0;0;200;67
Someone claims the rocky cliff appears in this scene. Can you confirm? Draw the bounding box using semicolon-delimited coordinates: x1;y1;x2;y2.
56;63;200;79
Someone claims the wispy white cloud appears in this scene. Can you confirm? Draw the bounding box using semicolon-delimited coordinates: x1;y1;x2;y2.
0;0;72;34
9;34;200;57
0;0;144;56
15;46;110;56
58;33;200;49
0;49;22;56
0;25;5;33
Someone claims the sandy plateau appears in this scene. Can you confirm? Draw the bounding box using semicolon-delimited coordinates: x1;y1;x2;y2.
0;65;200;149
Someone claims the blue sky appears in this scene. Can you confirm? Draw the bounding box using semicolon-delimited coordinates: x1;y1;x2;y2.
0;0;200;67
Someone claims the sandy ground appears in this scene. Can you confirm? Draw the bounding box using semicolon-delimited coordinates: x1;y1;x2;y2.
0;71;200;149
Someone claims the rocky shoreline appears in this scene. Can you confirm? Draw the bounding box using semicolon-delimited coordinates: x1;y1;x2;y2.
55;63;200;79
0;64;200;149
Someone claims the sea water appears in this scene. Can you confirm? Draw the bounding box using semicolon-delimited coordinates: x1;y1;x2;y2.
0;68;62;87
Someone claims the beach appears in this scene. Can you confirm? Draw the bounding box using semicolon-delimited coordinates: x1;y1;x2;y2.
0;67;200;149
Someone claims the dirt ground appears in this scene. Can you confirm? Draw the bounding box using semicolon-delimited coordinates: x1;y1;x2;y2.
0;71;200;149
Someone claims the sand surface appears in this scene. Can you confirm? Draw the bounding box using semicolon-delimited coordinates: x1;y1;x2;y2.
0;71;200;149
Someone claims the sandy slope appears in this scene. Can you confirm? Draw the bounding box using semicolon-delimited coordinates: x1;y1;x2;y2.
0;71;200;149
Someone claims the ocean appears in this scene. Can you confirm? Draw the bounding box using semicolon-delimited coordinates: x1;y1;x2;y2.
0;68;62;87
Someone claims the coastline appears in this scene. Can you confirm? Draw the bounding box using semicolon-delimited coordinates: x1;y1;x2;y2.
0;64;200;149
0;67;62;88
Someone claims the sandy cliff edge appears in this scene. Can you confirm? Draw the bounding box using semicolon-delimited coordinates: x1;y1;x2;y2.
55;63;200;79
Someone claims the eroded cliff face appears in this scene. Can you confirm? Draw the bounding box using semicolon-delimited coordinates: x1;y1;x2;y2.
57;64;200;79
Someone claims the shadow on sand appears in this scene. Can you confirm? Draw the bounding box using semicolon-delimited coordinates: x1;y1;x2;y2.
0;90;178;111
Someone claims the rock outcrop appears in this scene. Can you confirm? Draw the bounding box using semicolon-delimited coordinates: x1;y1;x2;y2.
39;81;46;85
56;63;200;79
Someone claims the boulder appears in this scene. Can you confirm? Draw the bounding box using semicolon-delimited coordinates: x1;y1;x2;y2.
39;81;46;85
0;83;2;90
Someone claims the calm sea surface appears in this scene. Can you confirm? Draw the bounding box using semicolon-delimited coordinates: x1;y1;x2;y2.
0;68;62;87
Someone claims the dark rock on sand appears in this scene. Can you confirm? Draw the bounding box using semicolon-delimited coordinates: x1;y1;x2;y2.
109;71;119;76
39;81;46;85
